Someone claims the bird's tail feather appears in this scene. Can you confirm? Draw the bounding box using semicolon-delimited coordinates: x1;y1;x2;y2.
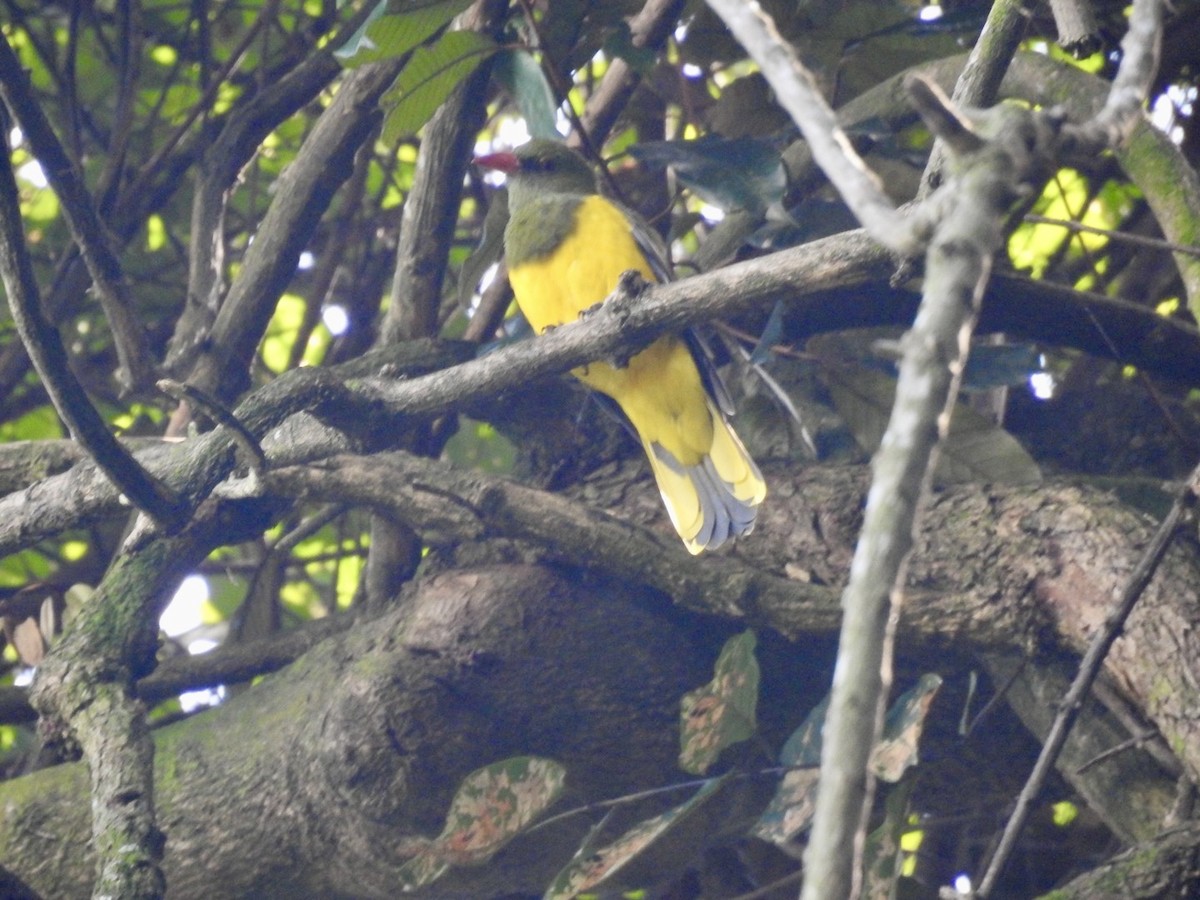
645;405;765;554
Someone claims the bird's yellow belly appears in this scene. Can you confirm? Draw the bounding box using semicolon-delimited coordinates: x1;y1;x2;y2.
507;196;713;466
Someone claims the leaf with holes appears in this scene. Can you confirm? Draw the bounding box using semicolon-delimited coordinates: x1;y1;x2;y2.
750;694;828;844
679;630;759;774
871;673;942;782
435;756;566;866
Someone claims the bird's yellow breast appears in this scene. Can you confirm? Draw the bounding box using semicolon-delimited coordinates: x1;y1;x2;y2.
507;194;657;332
507;194;714;467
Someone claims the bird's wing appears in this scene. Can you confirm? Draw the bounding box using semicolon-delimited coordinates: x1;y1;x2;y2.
624;202;737;418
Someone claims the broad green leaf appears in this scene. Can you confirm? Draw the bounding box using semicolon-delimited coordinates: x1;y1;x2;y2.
679;630;759;774
962;343;1044;392
380;30;497;143
630;138;786;215
544;775;730;899
494;51;559;139
432;756;566;866
815;354;1042;485
336;0;473;65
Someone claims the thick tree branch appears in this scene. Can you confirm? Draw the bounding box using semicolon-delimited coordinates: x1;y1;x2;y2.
4;474;1200;896
801;83;1062;900
976;459;1200;896
577;0;688;146
262;452;841;628
30;510;229;899
1048;0;1101;56
183;60;403;403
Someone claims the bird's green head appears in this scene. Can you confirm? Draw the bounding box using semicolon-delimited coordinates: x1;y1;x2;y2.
475;139;597;207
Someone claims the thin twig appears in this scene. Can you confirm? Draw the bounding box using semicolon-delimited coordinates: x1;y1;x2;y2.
1074;728;1160;775
975;458;1200;897
0;130;186;530
157;379;267;472
0;31;158;392
964;658;1026;737
705;0;921;257
1024;213;1200;257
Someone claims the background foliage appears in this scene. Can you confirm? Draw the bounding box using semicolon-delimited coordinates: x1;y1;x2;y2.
1;0;1199;897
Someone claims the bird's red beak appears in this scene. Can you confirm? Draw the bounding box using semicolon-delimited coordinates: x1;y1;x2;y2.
473;150;519;173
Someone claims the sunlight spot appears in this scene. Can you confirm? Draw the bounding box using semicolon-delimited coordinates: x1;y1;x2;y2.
682;63;703;78
477;261;499;296
322;304;349;336
953;874;972;895
160;574;209;638
298;251;315;270
1030;370;1055;400
179;685;225;713
17;159;47;188
919;4;943;21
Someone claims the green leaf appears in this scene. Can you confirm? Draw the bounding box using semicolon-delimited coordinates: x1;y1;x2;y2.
811;337;1042;485
753;676;941;846
336;0;474;65
544;775;730;899
494;50;559;139
871;673;942;782
379;30;497;142
630;137;786;214
861;778;917;899
750;695;828;844
392;756;565;890
678;630;759;775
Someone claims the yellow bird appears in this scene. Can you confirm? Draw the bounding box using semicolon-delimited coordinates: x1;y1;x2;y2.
475;139;765;553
